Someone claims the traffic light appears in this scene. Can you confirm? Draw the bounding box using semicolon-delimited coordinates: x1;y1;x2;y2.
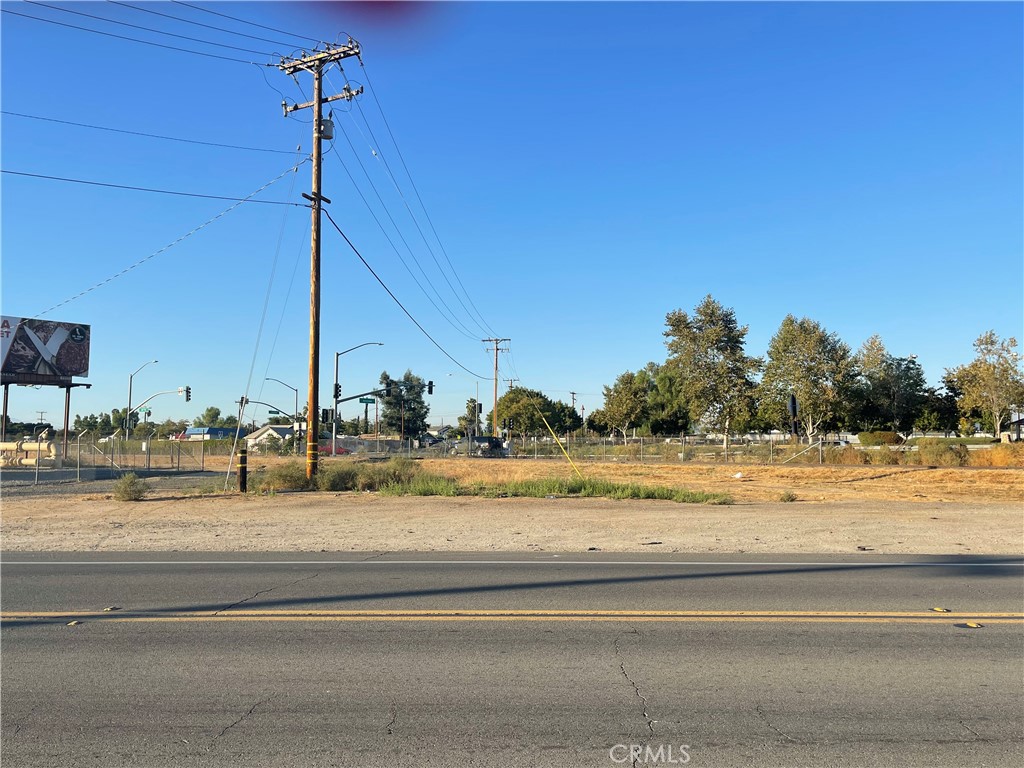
508;418;514;430
321;408;331;424
184;386;191;402
501;419;507;429
333;383;341;400
427;380;434;395
477;403;483;415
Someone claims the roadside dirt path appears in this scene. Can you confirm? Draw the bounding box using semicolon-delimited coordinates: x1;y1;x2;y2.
2;484;1020;555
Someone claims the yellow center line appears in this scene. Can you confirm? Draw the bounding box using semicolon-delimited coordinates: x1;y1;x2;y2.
2;609;1022;625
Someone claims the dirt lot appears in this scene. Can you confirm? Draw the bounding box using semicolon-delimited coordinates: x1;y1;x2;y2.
2;459;1021;555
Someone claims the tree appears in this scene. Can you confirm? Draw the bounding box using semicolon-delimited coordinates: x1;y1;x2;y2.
192;407;222;428
457;398;482;438
491;387;582;445
664;296;759;448
601;371;649;440
644;363;690;435
585;408;611;436
853;336;927;435
547;399;583;434
915;386;960;436
759;315;857;438
944;331;1024;438
378;370;430;438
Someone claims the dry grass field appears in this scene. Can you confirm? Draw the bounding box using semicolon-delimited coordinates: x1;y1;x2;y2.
3;457;1021;554
237;455;1022;505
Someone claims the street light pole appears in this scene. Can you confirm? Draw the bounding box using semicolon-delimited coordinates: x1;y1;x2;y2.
333;342;384;455
265;377;300;455
126;360;158;441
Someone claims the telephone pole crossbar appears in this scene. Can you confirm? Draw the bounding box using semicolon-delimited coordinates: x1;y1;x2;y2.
277;40;363;480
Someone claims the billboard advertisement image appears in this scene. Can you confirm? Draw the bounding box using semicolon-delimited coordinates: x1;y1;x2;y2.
1;317;91;383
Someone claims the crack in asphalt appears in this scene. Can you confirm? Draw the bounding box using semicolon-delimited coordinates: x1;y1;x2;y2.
614;626;656;768
757;704;797;743
959;720;982;739
213;572;322;615
209;697;271;749
362;551;389;562
386;698;398;735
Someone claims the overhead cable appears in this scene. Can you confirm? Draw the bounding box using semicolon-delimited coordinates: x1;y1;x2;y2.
323;208;486;380
2;170;303;206
330;119;480;340
105;0;300;49
24;1;274;57
171;0;321;47
1;110;303;155
357;60;497;336
1;7;274;66
330;70;491;339
32;161;308;318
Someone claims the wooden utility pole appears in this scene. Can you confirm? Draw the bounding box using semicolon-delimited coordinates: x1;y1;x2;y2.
278;41;362;480
482;338;509;437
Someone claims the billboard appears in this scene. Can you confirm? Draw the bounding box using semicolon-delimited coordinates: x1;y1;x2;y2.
1;317;91;384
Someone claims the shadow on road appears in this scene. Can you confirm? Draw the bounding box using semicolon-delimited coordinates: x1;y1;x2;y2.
3;555;1021;628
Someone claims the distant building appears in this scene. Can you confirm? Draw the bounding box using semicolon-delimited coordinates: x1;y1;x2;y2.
245;424;296;453
183;426;246;441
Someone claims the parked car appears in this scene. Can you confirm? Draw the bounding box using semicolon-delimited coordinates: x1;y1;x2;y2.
450;436;506;458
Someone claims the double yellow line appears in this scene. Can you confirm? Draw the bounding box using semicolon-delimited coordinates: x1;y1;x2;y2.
3;609;1022;624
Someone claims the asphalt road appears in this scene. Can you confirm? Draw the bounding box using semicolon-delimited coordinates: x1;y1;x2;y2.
2;553;1022;768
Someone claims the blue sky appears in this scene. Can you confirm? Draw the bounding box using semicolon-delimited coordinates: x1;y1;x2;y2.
2;1;1022;429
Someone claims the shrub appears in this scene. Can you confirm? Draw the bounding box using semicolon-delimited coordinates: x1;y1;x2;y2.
869;446;901;465
858;431;902;446
969;443;1024;468
113;472;149;501
379;473;460;497
316;464;360;491
779;491;798;503
826;445;869;465
914;439;968;467
256;461;311;492
356;458;420;491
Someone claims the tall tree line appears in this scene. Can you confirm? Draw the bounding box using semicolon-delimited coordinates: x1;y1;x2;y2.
590;295;1023;439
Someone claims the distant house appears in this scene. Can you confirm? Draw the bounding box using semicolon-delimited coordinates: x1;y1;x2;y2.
245;424;296;453
183;426;246;441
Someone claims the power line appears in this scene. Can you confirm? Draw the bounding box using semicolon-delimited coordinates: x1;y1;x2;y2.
1;7;273;66
33;161;308;318
329;117;480;340
171;0;322;47
330;69;491;339
24;1;274;57
327;144;474;340
105;0;301;50
357;59;497;337
2;170;304;206
323;208;485;380
1;110;303;155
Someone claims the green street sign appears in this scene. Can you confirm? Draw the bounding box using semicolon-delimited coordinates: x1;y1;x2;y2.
268;410;281;414
358;397;375;404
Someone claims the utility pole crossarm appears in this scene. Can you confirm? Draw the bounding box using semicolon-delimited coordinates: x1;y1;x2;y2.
285;85;363;115
278;41;361;75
